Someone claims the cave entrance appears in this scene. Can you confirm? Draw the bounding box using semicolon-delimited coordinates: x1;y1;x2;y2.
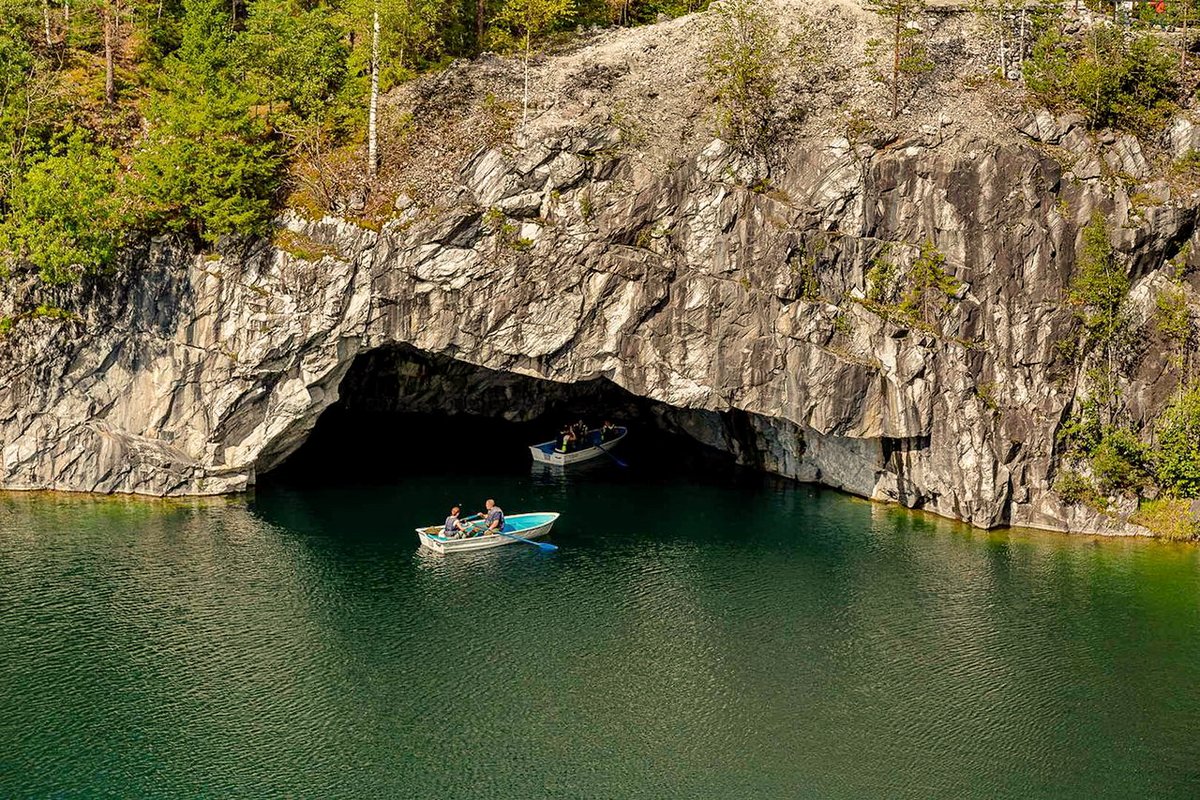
261;345;739;486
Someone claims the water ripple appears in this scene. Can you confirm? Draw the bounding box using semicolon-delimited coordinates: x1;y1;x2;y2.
1;486;1199;798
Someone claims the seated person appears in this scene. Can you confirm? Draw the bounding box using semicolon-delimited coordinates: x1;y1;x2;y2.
600;420;618;441
442;506;469;539
480;498;505;534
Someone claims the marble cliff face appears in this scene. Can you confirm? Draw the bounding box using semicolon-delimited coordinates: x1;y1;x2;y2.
4;107;1199;537
3;0;1200;537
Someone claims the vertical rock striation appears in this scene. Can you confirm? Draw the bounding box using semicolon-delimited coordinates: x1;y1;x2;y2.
2;111;1198;535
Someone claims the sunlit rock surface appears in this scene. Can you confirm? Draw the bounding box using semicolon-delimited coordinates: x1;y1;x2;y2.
3;114;1199;536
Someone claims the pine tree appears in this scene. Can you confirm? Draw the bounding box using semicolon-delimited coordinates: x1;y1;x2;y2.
866;0;931;119
132;0;281;240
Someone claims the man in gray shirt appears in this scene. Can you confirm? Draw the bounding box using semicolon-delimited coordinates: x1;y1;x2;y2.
480;498;505;535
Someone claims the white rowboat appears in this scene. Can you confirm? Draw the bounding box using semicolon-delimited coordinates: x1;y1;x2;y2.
416;512;560;554
528;427;627;466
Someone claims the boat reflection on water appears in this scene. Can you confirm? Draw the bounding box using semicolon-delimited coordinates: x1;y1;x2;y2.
529;456;615;487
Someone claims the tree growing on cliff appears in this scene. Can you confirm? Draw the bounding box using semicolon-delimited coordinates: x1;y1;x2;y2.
132;0;281;241
866;0;932;119
493;0;574;127
0;135;126;285
1155;383;1200;497
1024;23;1177;133
1068;213;1129;353
899;240;961;326
704;0;781;157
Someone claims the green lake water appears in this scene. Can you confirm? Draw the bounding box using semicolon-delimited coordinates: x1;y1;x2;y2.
3;446;1200;798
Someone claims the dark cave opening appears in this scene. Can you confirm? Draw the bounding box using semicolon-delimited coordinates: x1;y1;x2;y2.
261;345;743;486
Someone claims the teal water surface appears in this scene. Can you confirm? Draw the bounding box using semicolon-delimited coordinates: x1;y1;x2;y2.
2;461;1200;798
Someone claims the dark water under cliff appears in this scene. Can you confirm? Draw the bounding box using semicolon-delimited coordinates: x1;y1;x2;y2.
3;431;1200;798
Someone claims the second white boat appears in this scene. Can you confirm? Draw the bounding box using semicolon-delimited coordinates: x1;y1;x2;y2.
528;427;627;466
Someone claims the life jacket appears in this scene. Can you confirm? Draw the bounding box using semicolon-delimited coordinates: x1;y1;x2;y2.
443;516;458;536
487;507;505;529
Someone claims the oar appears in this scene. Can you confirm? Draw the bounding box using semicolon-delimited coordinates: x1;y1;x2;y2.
495;530;558;552
466;521;558;552
593;439;627;468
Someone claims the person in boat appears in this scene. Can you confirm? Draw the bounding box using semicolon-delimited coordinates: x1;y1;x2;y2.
442;506;469;539
573;419;589;446
558;424;576;453
478;498;505;535
600;420;618;442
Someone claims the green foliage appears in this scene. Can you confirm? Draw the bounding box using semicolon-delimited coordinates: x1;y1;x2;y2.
575;0;709;25
0;0;729;300
132;0;281;241
1068;213;1129;348
862;241;959;329
240;1;350;120
1154;384;1200;498
865;0;933;118
0;0;59;207
1090;426;1149;496
974;381;999;412
898;240;961;324
1155;282;1193;367
1132;498;1200;541
1024;24;1178;133
866;250;898;304
704;0;781;156
492;0;575;48
1173;149;1200;181
1058;383;1105;455
1055;469;1105;510
791;253;820;300
833;310;852;337
0;135;127;285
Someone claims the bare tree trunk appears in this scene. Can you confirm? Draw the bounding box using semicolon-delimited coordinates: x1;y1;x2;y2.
103;0;114;104
1183;6;1190;71
368;3;380;179
999;28;1007;81
43;0;53;45
891;9;901;119
522;30;531;126
1018;9;1027;81
477;0;486;49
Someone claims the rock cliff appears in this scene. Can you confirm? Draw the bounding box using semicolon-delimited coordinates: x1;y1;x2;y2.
2;2;1198;535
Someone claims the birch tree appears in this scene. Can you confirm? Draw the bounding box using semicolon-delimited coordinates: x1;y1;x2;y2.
103;0;114;103
344;0;446;181
494;0;573;127
368;0;378;177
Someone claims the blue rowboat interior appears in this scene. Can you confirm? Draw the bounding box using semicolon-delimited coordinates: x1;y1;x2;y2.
424;512;558;540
